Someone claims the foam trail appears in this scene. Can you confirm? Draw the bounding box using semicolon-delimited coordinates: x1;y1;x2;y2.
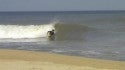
0;24;55;38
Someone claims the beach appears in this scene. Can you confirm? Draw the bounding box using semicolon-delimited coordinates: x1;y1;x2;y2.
0;49;124;70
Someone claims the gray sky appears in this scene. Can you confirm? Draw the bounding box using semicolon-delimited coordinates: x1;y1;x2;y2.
0;0;125;11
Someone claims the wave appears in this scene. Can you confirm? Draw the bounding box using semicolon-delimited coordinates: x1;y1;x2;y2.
0;22;89;41
55;23;89;41
0;24;55;38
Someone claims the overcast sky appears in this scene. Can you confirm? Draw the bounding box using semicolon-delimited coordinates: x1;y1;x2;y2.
0;0;125;11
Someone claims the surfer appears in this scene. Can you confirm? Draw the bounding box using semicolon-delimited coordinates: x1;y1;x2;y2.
47;29;55;40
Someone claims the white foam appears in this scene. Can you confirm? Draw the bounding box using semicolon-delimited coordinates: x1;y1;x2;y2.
0;24;55;38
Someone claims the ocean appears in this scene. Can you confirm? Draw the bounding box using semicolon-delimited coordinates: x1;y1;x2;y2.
0;11;125;61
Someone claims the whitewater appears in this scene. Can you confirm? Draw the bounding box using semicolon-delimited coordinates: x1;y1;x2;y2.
0;24;55;38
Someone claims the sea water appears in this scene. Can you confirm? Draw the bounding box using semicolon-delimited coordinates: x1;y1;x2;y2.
0;11;125;61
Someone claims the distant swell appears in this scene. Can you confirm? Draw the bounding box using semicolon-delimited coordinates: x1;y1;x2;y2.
0;24;55;38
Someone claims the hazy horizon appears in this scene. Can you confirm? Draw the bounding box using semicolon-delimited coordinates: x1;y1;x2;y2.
0;10;125;12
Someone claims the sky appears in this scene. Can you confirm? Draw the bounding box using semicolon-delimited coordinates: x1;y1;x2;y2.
0;0;125;11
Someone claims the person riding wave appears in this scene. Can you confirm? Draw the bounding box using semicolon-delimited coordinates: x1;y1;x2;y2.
47;29;55;40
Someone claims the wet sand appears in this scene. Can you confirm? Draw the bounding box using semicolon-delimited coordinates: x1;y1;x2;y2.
0;49;125;70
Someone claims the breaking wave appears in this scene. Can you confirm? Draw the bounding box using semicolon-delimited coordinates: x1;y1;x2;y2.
0;22;89;41
0;24;55;38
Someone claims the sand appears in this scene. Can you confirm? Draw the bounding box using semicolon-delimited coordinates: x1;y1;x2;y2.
0;49;125;70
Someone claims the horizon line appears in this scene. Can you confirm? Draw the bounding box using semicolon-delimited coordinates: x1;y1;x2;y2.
0;10;125;12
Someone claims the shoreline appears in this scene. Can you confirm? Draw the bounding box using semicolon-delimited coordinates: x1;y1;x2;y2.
0;49;125;70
